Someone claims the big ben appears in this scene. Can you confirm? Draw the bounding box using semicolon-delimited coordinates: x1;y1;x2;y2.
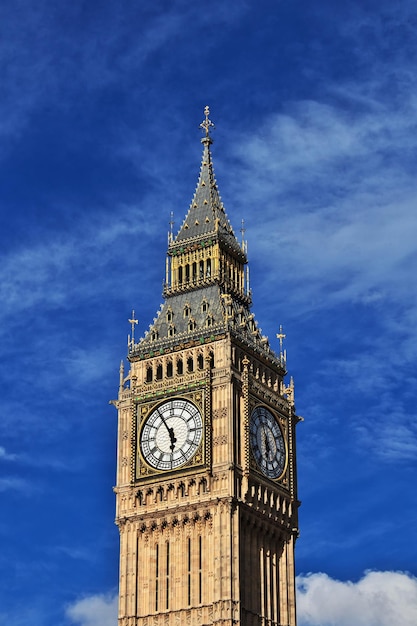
114;108;300;626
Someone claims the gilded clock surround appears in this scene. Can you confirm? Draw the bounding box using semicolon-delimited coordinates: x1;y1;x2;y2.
113;109;300;626
249;404;288;481
135;390;209;479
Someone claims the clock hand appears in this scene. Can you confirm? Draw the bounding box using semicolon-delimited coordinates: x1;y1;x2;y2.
264;429;271;459
168;426;177;451
157;410;177;451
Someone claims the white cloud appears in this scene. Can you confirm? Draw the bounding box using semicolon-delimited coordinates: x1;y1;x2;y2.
65;572;417;626
297;570;417;626
0;2;248;151
234;96;417;309
225;57;417;467
0;446;17;461
0;204;153;329
0;477;27;492
356;416;417;462
66;592;118;626
225;17;417;315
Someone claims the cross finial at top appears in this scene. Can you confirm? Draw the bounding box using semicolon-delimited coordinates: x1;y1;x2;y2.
200;106;215;139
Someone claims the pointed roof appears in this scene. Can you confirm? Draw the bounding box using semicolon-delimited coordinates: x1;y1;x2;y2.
129;108;284;371
172;107;243;256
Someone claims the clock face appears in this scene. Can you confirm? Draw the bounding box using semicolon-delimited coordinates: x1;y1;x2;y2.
140;398;203;471
249;405;286;479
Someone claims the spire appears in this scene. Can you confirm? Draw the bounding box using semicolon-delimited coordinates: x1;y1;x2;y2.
131;109;283;370
172;107;243;256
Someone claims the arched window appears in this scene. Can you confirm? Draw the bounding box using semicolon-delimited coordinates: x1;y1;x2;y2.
185;264;190;283
206;258;211;277
197;354;204;370
146;366;153;382
192;262;197;283
187;357;194;372
188;318;196;332
166;361;173;377
156;364;163;380
184;304;191;318
178;266;183;285
177;359;183;375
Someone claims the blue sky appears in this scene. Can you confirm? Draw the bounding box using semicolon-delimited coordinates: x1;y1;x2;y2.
1;1;417;624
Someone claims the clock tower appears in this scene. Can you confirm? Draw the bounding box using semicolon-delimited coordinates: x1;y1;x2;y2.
114;108;300;626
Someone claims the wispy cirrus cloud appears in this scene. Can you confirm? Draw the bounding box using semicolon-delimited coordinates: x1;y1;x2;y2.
0;204;155;329
356;412;417;462
232;94;417;308
0;477;28;492
222;12;417;470
0;0;248;153
226;3;417;318
0;446;18;461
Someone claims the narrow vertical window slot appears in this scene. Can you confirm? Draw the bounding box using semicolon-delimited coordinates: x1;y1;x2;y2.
166;541;170;610
155;543;159;611
198;535;202;604
187;537;191;606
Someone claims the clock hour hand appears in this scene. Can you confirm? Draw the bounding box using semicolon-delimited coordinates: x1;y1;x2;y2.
264;429;271;459
168;426;177;451
158;410;177;451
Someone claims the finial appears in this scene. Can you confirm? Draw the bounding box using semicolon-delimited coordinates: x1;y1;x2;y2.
128;310;138;350
240;218;247;253
119;360;125;392
276;325;286;366
168;211;174;245
169;211;174;241
200;105;215;140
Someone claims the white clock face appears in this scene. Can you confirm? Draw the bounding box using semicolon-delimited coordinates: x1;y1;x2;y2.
249;405;286;479
140;398;203;471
